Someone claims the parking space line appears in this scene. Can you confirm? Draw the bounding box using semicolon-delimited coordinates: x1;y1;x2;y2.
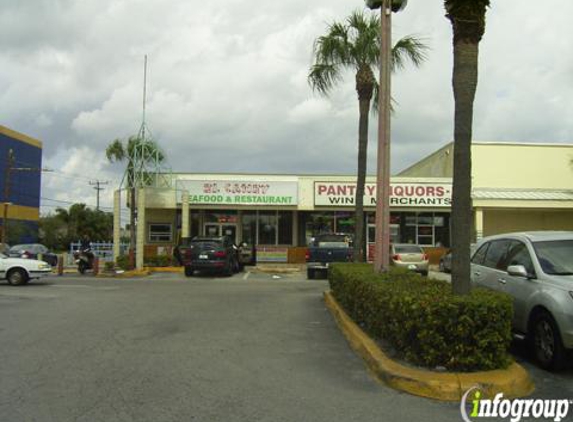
243;271;251;280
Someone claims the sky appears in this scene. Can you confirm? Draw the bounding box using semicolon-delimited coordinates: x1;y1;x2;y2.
1;0;572;216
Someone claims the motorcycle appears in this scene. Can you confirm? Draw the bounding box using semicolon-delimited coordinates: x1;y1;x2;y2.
74;248;95;274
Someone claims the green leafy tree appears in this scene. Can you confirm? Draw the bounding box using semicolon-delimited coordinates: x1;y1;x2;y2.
105;136;164;255
445;0;490;295
39;204;113;251
309;10;427;262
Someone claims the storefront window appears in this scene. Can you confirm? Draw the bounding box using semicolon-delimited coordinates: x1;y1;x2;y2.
302;212;335;245
278;211;293;245
258;211;277;245
242;211;257;245
335;211;355;235
204;211;238;224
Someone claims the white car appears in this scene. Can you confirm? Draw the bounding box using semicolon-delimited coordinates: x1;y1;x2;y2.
0;252;52;285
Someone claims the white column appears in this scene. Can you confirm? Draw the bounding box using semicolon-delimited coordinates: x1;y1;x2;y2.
475;208;484;241
136;188;146;270
181;191;189;239
113;190;121;261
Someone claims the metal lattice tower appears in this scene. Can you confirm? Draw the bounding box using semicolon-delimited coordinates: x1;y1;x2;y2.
122;55;173;191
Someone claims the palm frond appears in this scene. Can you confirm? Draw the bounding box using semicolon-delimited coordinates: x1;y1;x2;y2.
105;139;125;163
392;36;430;72
308;63;342;95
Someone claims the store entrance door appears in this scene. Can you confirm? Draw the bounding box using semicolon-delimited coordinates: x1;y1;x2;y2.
204;223;238;244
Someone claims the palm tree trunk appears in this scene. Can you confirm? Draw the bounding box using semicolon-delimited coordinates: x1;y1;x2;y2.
354;97;370;262
451;40;478;295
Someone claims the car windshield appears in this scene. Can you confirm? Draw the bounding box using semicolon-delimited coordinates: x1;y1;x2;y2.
0;252;6;259
532;240;573;275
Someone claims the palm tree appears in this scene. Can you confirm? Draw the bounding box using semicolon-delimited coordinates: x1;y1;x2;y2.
444;0;490;295
106;135;164;264
309;10;427;262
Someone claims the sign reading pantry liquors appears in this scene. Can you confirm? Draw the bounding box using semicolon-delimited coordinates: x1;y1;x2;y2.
178;180;298;206
314;182;452;207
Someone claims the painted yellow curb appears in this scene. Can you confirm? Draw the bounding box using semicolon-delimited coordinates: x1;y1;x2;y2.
324;291;535;401
145;266;183;273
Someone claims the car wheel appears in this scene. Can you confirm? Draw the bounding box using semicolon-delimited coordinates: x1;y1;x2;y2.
184;265;194;277
530;311;566;371
78;261;87;274
7;268;29;286
224;261;233;277
307;269;315;279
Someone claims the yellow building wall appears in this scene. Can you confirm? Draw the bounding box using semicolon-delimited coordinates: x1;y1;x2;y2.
483;209;573;236
473;143;573;189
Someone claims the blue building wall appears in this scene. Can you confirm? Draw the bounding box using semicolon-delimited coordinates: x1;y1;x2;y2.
0;126;42;243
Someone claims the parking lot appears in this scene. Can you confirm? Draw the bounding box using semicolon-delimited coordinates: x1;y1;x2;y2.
0;270;571;422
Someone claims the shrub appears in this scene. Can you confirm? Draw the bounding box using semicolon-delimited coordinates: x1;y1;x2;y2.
329;263;513;372
144;254;176;267
104;261;115;272
116;254;131;270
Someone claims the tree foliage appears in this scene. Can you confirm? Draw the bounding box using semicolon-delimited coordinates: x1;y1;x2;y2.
39;204;113;251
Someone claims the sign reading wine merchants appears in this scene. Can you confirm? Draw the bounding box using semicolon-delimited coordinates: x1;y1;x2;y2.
314;182;452;207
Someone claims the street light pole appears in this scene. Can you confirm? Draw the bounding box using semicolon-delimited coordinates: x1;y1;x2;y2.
374;0;392;272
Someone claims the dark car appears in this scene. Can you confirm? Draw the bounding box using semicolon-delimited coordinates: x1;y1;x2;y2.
0;243;10;255
8;243;58;266
177;236;240;277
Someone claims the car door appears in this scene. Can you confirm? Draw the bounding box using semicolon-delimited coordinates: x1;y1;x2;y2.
498;240;538;332
471;239;512;291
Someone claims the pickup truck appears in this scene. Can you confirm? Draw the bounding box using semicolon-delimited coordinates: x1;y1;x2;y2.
305;233;353;279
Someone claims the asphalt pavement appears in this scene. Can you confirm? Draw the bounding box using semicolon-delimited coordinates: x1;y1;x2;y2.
0;270;571;422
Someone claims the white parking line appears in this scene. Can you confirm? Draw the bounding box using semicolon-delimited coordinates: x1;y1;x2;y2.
243;271;251;280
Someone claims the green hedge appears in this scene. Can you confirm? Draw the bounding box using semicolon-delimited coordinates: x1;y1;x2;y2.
144;254;178;267
329;263;513;372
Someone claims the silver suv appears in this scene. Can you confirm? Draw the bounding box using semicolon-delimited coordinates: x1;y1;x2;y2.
470;231;573;370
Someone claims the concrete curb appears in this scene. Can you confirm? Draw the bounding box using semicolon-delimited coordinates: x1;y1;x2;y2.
252;264;304;274
324;291;535;401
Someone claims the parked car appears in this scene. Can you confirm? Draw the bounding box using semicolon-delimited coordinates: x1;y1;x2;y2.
390;244;429;276
438;244;477;273
176;236;240;277
8;244;58;266
470;231;573;370
306;233;353;279
0;252;52;285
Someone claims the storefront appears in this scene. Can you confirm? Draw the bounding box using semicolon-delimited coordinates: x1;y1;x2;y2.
135;174;452;263
117;141;573;267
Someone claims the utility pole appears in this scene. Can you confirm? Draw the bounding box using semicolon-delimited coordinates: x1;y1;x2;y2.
90;180;109;211
1;149;14;244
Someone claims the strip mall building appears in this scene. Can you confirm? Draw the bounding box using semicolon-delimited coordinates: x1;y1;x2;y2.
116;142;573;266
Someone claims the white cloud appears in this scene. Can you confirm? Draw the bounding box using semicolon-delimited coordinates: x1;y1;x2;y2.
0;0;571;211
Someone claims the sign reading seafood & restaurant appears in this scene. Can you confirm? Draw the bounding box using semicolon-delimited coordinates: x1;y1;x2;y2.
178;180;298;206
314;182;452;207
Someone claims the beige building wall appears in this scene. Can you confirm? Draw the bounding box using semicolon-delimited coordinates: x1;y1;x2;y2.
483;209;573;236
472;143;573;189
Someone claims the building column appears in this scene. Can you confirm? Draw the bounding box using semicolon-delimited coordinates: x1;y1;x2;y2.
113;190;121;261
136;188;146;270
181;190;189;239
292;211;298;246
475;208;484;241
